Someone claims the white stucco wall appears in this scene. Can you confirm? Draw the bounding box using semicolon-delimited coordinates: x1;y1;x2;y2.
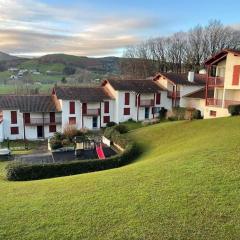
181;97;206;116
61;100;82;131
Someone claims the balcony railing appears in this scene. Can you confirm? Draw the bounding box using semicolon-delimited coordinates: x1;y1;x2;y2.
206;98;240;108
208;76;224;87
25;117;62;125
83;109;100;116
139;99;154;107
167;91;180;98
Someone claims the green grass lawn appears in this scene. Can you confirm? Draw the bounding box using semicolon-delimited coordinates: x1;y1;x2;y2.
0;117;240;239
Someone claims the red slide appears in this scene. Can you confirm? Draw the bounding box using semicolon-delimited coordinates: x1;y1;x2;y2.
96;144;105;159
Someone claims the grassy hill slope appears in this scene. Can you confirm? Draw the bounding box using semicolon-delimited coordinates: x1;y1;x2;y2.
0;117;240;239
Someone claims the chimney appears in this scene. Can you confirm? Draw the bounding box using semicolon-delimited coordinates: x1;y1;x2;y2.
188;71;194;82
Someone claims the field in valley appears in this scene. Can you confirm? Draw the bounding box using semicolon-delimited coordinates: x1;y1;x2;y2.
0;117;240;239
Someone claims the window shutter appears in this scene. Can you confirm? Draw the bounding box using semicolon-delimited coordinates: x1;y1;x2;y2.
50;112;55;123
124;108;130;115
82;103;87;114
125;93;130;105
104;101;109;113
11;127;19;135
69;117;76;125
69;101;75;114
49;125;56;133
103;116;110;123
11;111;17;124
156;93;161;104
232;65;240;85
24;113;30;124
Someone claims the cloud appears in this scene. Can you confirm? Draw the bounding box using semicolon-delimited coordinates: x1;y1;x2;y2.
0;0;162;56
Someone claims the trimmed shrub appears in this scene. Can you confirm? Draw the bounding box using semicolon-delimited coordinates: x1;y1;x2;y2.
228;104;240;116
159;107;167;120
114;124;129;134
192;109;202;119
49;132;64;150
172;107;186;120
168;116;178;121
106;121;117;127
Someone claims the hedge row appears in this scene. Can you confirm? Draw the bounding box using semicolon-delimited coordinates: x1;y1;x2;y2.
6;129;139;181
228;104;240;116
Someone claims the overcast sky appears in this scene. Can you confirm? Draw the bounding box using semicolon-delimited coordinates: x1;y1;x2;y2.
1;0;240;57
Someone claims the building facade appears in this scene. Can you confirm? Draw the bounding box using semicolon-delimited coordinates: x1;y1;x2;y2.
204;49;240;118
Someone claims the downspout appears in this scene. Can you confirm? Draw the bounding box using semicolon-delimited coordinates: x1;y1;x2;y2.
137;93;140;121
153;93;155;118
42;112;45;139
205;65;210;106
99;102;102;128
23;113;27;149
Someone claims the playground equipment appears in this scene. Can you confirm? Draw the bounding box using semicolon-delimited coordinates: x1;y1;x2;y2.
96;144;105;159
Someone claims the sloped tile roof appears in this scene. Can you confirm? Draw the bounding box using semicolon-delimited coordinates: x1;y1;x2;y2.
157;72;207;86
104;79;166;93
0;95;60;112
54;86;113;102
183;88;214;99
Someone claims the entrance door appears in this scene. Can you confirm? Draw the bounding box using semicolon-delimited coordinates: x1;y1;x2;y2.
145;107;150;119
92;117;98;128
37;126;43;138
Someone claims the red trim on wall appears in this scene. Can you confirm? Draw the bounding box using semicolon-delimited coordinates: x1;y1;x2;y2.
232;65;240;85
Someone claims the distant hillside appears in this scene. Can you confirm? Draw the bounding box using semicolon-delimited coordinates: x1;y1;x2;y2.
37;54;121;74
0;52;19;61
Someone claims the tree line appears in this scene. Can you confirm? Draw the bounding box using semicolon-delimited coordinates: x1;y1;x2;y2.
120;20;240;78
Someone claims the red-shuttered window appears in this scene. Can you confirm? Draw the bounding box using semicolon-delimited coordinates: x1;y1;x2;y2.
49;125;56;133
104;101;109;113
103;116;110;123
82;103;87;114
11;111;17;124
69;101;75;114
125;93;130;105
232;65;240;85
156;93;161;105
210;110;216;117
50;112;55;123
11;127;19;135
124;108;130;115
24;113;30;124
69;117;76;125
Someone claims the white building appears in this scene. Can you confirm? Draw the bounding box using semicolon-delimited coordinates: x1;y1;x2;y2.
204;49;240;118
102;79;171;123
182;88;214;116
0;95;61;142
53;86;115;130
153;72;207;108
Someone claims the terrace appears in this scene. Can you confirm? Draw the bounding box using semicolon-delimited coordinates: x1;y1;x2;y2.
82;109;100;116
206;98;240;108
24;117;62;125
207;76;224;87
139;99;154;107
